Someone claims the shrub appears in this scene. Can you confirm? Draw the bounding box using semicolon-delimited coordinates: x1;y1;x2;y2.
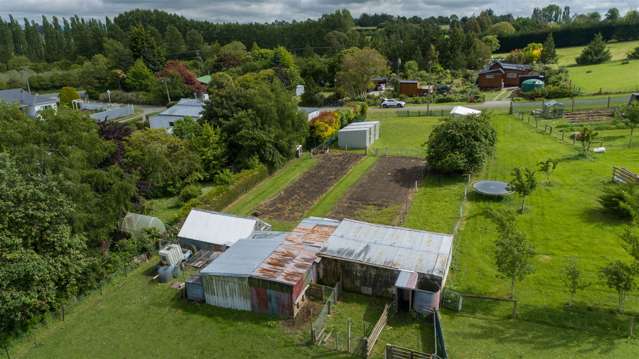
214;168;235;185
576;33;612;65
627;47;639;60
426;113;496;174
179;184;201;202
599;184;639;220
180;164;268;218
308;111;340;147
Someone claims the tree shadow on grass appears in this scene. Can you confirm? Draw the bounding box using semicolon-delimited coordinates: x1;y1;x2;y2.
444;303;635;356
579;206;630;226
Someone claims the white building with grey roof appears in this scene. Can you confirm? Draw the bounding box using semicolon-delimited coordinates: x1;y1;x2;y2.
0;88;58;118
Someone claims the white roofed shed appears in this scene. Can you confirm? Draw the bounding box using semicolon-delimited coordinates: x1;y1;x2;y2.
178;209;271;251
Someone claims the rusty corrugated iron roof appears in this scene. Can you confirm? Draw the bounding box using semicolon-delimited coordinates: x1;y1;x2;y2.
319;219;454;279
252;217;340;286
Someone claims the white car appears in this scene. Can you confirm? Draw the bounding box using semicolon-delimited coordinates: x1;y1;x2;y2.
380;98;405;108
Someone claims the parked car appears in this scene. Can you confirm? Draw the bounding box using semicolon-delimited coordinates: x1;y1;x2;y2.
380;98;405;108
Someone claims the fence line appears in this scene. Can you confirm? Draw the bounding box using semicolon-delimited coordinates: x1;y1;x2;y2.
385;344;433;359
511;94;631;114
310;282;340;344
362;303;390;358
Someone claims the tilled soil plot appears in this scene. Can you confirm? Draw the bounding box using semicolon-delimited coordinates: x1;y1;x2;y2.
330;156;425;224
256;153;363;221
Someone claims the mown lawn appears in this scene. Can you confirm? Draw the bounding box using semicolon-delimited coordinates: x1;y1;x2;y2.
368;114;442;157
440;114;639;358
495;40;639;66
567;60;639;94
9;261;354;359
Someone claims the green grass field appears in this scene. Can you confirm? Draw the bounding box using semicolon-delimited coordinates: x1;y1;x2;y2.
438;115;639;358
567;60;639;94
495;40;639;66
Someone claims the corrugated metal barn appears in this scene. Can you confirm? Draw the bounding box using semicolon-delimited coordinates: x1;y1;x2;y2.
317;219;454;313
338;121;380;149
200;238;282;311
199;217;340;317
178;209;271;251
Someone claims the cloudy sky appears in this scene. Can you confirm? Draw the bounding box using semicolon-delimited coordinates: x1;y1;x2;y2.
0;0;638;23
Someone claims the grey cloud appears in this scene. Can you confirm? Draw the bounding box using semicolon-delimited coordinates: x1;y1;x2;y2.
0;0;637;22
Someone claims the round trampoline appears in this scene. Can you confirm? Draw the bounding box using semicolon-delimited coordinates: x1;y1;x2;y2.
472;180;513;197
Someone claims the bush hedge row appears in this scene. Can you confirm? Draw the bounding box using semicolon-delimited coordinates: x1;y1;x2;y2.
179;164;269;218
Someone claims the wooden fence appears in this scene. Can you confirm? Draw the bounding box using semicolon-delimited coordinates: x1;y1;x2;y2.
612;167;639;184
384;344;433;359
363;303;390;358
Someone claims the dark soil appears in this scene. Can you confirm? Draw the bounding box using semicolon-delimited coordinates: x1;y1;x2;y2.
330;156;425;224
256;152;363;221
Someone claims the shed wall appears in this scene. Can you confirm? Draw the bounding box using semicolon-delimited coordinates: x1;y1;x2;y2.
202;275;252;311
338;129;370;149
249;277;293;317
319;257;399;298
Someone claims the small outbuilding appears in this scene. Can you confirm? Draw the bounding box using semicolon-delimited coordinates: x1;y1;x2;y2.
477;68;505;90
178;209;271;251
338;121;380;149
200;217;340;317
317;219;454;313
450;106;481;117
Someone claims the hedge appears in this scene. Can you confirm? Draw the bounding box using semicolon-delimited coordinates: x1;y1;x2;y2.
498;22;639;53
179;164;269;218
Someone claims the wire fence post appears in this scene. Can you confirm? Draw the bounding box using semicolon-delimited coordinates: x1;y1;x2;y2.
348;318;352;353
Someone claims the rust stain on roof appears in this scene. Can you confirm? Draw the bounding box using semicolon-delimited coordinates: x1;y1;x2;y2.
253;219;338;285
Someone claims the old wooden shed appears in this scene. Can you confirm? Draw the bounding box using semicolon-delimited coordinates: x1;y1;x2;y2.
199;217;339;318
317;219;454;313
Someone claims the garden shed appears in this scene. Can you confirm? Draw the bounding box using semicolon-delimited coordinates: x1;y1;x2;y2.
317;219;454;313
199;217;340;317
200;238;283;311
149;98;205;130
178;209;271;251
120;212;166;236
338;121;379;149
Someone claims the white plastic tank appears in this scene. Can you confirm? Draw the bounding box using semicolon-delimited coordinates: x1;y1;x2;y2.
159;244;183;266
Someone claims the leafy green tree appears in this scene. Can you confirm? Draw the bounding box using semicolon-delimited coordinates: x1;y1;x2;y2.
576;33;611;65
426;114;497;174
484;208;535;317
0;154;89;341
59;86;80;108
125;58;156;92
540;33;558;64
605;8;620;22
561;258;590;307
173;117;226;180
619;102;639;146
215;41;249;70
123;129;202;196
489;21;516;36
577;126;599;155
164;25;186;55
203;73;308;169
336;47;389;99
482;35;501;52
620;226;639;262
537;158;559;185
186;29;204;51
103;38;134;69
600;261;636;313
128;25;165;72
508;167;537;212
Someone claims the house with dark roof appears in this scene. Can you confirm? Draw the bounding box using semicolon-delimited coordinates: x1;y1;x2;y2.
489;61;533;87
477;68;505;90
0;88;58;118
